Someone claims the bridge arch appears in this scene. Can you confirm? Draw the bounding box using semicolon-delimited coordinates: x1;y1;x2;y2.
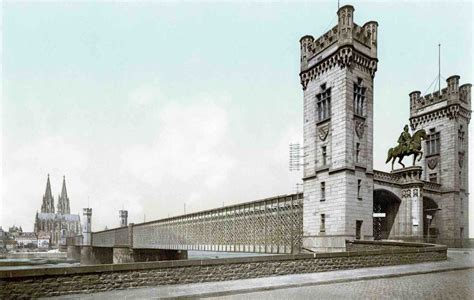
373;189;401;240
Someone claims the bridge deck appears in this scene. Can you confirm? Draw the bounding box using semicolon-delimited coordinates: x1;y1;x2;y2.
89;193;303;254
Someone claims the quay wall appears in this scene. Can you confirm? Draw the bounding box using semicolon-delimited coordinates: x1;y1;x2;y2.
0;241;447;298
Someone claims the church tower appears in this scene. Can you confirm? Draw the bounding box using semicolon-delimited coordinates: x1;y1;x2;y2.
300;5;378;251
410;76;471;244
41;174;55;213
57;176;71;214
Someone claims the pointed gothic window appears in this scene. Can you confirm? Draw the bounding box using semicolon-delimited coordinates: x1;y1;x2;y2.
354;78;366;117
426;130;440;156
316;84;331;122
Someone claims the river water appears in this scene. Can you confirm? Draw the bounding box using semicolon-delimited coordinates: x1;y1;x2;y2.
0;251;270;270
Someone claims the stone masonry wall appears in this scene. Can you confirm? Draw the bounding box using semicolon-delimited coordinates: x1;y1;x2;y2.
0;243;446;298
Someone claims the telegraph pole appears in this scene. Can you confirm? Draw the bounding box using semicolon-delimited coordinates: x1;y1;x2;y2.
438;43;441;94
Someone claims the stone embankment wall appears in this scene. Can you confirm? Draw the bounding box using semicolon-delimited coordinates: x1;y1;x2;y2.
0;241;447;298
345;240;432;251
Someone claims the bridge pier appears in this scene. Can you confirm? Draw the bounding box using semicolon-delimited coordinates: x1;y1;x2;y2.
66;245;81;261
113;247;134;264
113;247;187;264
81;246;187;265
80;246;113;265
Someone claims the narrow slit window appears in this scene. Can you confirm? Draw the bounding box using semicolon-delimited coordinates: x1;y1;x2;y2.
357;179;362;199
321;182;326;201
356;143;360;163
320;214;326;232
322;146;327;166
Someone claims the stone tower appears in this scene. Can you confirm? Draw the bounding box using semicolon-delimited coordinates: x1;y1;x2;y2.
409;76;471;244
300;5;378;251
57;176;71;214
82;208;92;246
41;174;55;213
119;210;128;227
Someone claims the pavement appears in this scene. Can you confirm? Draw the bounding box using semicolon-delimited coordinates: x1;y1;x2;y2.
49;249;474;299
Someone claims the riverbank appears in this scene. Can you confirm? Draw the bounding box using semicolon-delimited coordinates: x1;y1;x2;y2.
0;252;67;259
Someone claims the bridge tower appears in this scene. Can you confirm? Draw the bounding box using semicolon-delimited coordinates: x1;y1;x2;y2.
409;76;471;245
119;210;128;227
82;208;92;246
300;5;378;251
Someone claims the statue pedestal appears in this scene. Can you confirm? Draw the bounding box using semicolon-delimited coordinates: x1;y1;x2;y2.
391;166;424;240
390;166;422;184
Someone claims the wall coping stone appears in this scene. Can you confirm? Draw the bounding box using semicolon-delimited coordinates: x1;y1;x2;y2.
346;239;435;247
0;241;447;279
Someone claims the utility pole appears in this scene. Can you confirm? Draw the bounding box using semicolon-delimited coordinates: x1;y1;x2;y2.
438;43;441;94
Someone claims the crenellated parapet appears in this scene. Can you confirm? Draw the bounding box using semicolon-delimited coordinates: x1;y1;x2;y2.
409;75;471;128
299;5;378;89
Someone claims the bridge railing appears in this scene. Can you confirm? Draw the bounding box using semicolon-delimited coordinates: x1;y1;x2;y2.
132;193;303;254
374;170;442;193
92;226;129;247
373;170;399;183
422;181;441;192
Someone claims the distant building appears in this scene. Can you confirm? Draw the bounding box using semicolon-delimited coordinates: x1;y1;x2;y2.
0;227;6;250
34;175;81;248
5;239;17;251
15;232;38;248
8;225;23;237
37;234;51;249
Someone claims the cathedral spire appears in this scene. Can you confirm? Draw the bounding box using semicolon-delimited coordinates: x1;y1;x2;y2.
41;174;55;213
61;176;68;200
58;175;70;214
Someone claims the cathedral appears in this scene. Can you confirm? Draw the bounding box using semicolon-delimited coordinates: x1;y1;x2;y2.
34;175;81;248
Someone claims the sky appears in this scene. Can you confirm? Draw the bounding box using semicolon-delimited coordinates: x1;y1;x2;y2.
1;0;473;236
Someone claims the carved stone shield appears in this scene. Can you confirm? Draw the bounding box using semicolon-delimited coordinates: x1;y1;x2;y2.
427;157;438;170
318;124;329;141
459;153;464;168
355;119;365;138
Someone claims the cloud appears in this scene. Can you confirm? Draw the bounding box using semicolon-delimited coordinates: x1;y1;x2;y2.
120;97;236;214
1;136;89;230
1;84;303;233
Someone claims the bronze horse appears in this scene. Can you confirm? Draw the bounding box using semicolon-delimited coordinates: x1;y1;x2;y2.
385;129;427;170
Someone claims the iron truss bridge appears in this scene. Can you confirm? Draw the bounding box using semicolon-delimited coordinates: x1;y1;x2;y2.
87;193;303;254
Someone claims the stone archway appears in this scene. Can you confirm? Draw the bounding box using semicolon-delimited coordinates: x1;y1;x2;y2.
373;189;401;240
423;196;439;242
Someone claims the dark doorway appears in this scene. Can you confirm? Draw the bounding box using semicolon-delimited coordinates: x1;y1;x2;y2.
423;196;439;242
373;189;401;240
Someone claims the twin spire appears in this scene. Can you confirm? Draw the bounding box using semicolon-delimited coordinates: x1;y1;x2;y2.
40;174;70;214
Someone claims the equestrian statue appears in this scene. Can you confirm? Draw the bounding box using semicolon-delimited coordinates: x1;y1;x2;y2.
385;125;427;170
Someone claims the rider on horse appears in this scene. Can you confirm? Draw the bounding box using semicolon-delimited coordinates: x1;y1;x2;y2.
397;125;412;155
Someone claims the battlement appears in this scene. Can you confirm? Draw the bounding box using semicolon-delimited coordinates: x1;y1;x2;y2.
409;75;471;115
300;5;377;71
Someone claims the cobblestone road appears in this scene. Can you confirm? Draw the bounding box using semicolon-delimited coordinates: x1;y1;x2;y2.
213;269;474;300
